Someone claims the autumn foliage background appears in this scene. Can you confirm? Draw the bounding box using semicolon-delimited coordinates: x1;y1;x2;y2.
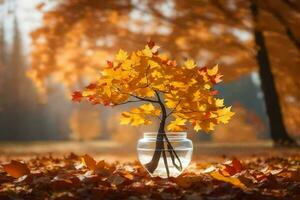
0;0;300;151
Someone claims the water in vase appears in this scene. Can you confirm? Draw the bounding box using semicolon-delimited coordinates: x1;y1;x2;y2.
137;148;193;178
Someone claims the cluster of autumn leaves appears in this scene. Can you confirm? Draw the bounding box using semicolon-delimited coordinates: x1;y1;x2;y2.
1;154;299;199
73;41;234;132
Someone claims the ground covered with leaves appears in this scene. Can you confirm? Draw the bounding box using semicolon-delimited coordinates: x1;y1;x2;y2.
0;153;299;200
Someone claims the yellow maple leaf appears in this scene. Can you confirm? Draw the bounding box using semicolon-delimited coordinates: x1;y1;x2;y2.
103;86;111;97
215;99;224;107
216;106;235;124
193;90;201;101
204;83;211;90
210;171;246;189
120;112;148;126
121;59;133;70
130;52;141;65
184;59;196;69
135;88;155;98
140;103;154;112
139;103;161;116
131;115;147;126
193;121;202;132
120;112;131;125
82;90;96;97
167;118;187;131
165;98;178;108
198;104;207;111
148;60;160;69
207;64;219;76
116;49;128;61
142;45;153;57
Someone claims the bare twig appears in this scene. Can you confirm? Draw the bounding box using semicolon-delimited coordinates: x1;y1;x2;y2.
154;90;162;103
113;100;143;106
162;141;170;178
164;134;183;171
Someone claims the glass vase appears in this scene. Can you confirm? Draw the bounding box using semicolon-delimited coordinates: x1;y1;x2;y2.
137;132;193;178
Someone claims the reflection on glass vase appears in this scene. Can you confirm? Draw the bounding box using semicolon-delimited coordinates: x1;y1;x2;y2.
137;132;193;178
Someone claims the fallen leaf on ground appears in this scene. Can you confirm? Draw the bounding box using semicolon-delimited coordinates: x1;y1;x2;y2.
81;154;96;170
2;160;30;178
210;171;246;189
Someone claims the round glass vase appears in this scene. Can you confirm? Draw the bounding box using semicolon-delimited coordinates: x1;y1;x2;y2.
137;132;193;178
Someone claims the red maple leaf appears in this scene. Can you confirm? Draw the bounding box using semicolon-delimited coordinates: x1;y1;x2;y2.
210;90;219;96
211;74;223;84
72;91;83;102
203;112;211;120
86;83;97;90
198;67;208;76
107;60;113;68
147;39;155;48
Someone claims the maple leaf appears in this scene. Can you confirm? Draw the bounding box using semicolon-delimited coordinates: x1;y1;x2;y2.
220;158;243;176
72;91;83;102
120;112;132;125
120;111;150;126
139;103;160;115
167;118;187;131
216;106;235;124
211;74;223;84
81;154;97;170
116;49;128;61
215;99;224;107
207;64;219;76
142;45;153;57
198;66;208;76
192;121;202;132
165;98;178;108
232;158;243;172
210;171;246;189
107;60;113;68
86;83;97;90
148;60;160;69
184;59;196;69
2;160;30;178
210;90;219;96
147;39;155;48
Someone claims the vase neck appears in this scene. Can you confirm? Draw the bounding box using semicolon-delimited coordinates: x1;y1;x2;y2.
143;132;187;139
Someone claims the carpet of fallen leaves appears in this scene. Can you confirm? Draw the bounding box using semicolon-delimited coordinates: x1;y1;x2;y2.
0;153;299;200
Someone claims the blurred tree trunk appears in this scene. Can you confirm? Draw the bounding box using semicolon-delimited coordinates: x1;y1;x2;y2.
250;0;297;146
264;0;300;51
0;3;4;104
